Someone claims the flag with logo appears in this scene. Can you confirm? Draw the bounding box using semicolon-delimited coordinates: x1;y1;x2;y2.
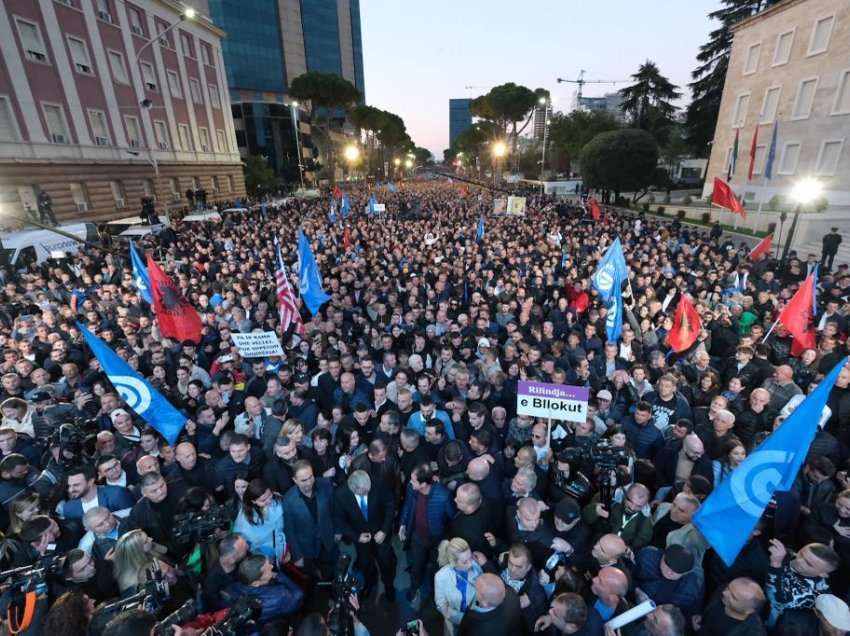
297;229;330;315
340;193;351;219
147;257;203;343
368;195;378;216
592;239;628;341
476;215;485;242
129;242;152;304
275;239;303;336
78;322;186;445
329;200;338;225
764;122;779;180
694;357;847;565
667;295;702;353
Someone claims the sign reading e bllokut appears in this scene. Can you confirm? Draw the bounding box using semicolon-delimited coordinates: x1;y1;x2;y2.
517;381;590;423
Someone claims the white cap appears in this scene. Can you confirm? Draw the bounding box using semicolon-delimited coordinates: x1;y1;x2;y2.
816;594;850;630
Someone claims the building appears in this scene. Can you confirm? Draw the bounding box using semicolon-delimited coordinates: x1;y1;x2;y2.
576;92;626;121
449;98;472;146
207;0;365;181
0;0;244;224
703;0;850;209
532;102;550;141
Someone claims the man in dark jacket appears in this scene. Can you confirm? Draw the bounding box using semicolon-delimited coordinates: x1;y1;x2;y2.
696;577;767;636
222;555;303;629
282;460;336;580
458;573;523;636
655;434;714;490
498;543;548;633
822;227;842;271
633;545;703;618
449;482;498;558
121;472;176;547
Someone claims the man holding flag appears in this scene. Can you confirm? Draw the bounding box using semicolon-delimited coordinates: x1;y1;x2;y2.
129;242;152;304
592;238;628;342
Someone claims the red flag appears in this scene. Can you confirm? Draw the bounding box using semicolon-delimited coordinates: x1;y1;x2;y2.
332;185;342;201
667;295;702;353
342;227;352;251
748;126;759;181
778;274;817;356
748;233;773;261
590;197;602;221
147;256;203;343
711;177;746;218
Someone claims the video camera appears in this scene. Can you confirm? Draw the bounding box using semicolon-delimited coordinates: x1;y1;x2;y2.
324;553;359;636
49;422;89;468
92;565;171;627
172;504;231;544
198;596;262;636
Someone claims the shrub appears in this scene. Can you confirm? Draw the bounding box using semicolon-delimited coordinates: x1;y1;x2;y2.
814;196;829;212
677;209;686;219
657;206;666;215
701;212;711;224
683;195;693;205
768;195;783;210
642;202;650;212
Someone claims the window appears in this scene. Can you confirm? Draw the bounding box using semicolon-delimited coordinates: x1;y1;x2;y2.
832;70;850;115
744;42;760;75
67;36;93;75
808;16;834;56
816;139;843;175
169;177;179;195
109;180;125;207
69;183;89;212
760;86;781;124
209;84;221;109
180;32;194;58
153;120;168;149
792;77;818;119
143;178;156;201
751;144;767;176
124;115;141;148
216;129;227;152
107;50;128;84
95;0;112;23
773;29;795;66
156;22;172;48
199;127;210;152
167;70;182;99
140;61;157;91
226;175;233;192
211;176;220;193
0;97;19;142
43;104;70;143
88;110;110;145
732;93;750;128
778;142;801;175
177;123;191;150
127;8;144;36
189;78;203;105
201;43;213;67
15;19;48;63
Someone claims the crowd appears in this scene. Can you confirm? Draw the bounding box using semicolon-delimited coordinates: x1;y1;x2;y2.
0;179;849;636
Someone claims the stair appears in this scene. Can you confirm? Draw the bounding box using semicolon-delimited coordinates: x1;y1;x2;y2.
797;240;850;269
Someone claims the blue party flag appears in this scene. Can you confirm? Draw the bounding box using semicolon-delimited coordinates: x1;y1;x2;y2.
340;193;351;219
297;229;331;315
129;242;152;304
329;200;338;225
592;238;628;304
476;215;485;242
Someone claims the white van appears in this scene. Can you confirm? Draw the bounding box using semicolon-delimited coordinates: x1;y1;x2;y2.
0;223;99;269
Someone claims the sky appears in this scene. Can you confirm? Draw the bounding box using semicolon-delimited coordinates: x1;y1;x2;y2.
360;0;720;159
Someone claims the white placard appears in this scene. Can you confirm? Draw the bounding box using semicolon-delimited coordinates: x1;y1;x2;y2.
230;332;284;358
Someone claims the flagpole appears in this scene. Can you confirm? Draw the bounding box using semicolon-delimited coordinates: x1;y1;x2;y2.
753;174;768;232
762;317;780;342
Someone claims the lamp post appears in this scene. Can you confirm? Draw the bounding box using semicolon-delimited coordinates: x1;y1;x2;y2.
343;144;361;180
781;177;823;267
290;100;305;190
491;140;507;186
135;7;195;62
538;97;552;185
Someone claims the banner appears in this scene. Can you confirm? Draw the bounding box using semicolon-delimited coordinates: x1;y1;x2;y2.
507;196;527;215
493;197;507;214
231;332;285;358
517;381;589;422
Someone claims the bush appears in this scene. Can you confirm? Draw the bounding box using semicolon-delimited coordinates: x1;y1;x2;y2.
642;202;650;212
657;206;666;215
814;196;829;212
677;209;686;219
683;195;693;205
701;212;711;224
768;195;783;210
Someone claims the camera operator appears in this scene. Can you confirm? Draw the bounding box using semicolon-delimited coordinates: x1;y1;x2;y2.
202;534;249;611
0;453;55;505
547;450;592;506
4;514;60;568
0;426;42;467
221;554;303;631
583;483;653;552
295;601;372;636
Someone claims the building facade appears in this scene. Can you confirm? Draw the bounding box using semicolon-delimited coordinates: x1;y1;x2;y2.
0;0;245;224
576;92;625;121
207;0;365;181
703;0;850;208
449;98;472;147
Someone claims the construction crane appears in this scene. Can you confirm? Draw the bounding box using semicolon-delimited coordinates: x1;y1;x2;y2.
556;70;629;102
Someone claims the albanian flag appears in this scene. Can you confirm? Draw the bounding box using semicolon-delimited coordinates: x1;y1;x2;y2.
342;227;352;251
711;177;746;218
779;273;817;356
748;233;773;262
147;256;203;343
668;295;702;353
590;197;602;221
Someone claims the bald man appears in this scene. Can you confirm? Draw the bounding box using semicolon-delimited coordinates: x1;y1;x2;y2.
763;364;803;413
449;483;498;557
457;573;523;636
656;432;714;490
165;441;214;497
697;577;766;636
696;409;737;460
466;456;504;512
590;566;630;624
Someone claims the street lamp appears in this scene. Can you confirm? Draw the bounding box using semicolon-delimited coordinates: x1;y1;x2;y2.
491;140;507;185
290;100;305;190
343;144;361;163
781;177;823;264
134;5;195;62
404;158;414;169
538;97;552;185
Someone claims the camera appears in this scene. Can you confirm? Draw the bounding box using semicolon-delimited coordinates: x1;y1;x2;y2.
325;553;359;636
589;439;628;470
172;504;231;544
200;596;262;636
154;599;198;636
543;550;569;578
404;619;421;636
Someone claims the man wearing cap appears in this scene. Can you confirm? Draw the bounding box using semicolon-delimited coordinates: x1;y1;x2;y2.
633;544;703;618
778;593;850;636
822;227;842;271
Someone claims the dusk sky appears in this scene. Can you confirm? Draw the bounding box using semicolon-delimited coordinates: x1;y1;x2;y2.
360;0;720;158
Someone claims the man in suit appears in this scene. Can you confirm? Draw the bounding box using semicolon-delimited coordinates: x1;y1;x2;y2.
56;464;135;521
283;460;336;581
333;470;397;602
457;573;523;635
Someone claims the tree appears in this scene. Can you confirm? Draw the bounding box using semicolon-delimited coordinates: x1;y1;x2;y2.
288;71;361;183
243;156;276;194
470;83;548;170
450;121;503;178
412;147;433;166
548;110;621;176
580;129;659;200
619;60;681;146
686;0;780;156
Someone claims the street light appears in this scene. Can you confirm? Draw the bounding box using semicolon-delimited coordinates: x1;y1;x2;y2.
491;140;507;185
343;144;361;163
393;157;401;166
404;158;414;169
134;5;195;62
781;177;824;264
290;100;305;190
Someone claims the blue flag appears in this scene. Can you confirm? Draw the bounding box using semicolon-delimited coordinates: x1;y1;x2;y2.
297;229;330;315
764;122;779;180
78;322;185;445
694;356;848;566
340;193;351;219
388;182;397;193
368;195;378;217
329;200;338;225
129;242;152;304
592;238;628;304
476;215;485;242
605;268;624;341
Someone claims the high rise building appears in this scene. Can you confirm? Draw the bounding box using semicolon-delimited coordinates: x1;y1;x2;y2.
0;0;244;223
449;98;472;146
208;0;365;180
532;103;551;140
576;92;626;121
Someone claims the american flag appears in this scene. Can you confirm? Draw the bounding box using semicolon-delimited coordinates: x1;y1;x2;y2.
275;240;303;336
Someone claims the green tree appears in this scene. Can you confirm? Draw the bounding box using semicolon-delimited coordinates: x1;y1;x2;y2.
243;156;276;194
548;110;621;176
413;147;433;165
450;121;503;178
580;129;659;200
619;61;681;145
288;71;361;184
686;0;779;156
470;83;548;170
